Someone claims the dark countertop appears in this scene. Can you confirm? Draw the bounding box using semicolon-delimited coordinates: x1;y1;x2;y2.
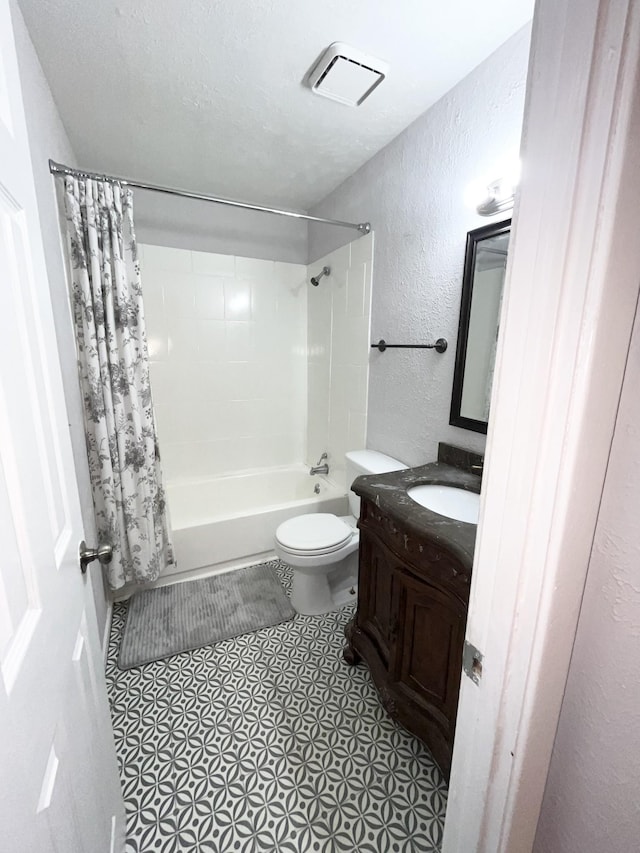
351;462;480;569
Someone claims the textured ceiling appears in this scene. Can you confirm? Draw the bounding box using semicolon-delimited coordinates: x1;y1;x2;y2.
18;0;533;210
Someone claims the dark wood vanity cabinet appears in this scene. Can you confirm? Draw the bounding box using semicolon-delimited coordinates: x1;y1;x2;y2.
354;526;396;665
344;498;471;780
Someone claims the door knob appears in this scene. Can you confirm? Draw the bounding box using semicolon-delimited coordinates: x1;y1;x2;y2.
79;540;113;574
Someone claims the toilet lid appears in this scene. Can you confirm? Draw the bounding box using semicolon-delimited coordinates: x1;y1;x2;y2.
275;513;352;553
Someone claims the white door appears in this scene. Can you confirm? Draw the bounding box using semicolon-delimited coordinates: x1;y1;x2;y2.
0;2;126;851
443;0;640;850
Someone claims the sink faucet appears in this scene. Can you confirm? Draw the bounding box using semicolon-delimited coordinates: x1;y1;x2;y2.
310;452;329;476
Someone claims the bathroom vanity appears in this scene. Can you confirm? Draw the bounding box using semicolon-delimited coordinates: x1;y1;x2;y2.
343;444;481;780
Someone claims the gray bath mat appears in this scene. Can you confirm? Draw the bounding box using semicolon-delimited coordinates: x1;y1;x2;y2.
118;563;295;669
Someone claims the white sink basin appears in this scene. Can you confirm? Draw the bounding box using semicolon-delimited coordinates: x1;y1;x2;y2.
407;485;480;524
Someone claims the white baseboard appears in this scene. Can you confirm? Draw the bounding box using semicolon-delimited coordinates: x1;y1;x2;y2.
109;814;117;853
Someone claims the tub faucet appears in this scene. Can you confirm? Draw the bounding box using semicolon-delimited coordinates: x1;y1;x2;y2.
310;452;329;476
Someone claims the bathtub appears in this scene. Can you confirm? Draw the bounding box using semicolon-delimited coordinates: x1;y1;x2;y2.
162;466;348;583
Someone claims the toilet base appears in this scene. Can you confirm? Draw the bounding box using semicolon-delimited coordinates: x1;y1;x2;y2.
289;551;358;616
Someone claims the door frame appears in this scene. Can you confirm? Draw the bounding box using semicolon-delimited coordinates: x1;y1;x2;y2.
443;0;640;850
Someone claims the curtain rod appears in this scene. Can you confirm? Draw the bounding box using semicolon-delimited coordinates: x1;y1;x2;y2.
49;160;370;234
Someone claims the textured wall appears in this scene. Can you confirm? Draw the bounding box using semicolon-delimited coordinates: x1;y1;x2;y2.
11;2;110;645
135;190;309;265
534;305;640;852
308;26;531;466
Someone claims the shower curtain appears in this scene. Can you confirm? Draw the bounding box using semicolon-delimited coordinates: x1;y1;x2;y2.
63;176;174;590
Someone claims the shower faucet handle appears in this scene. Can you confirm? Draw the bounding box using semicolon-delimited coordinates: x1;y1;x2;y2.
309;452;329;476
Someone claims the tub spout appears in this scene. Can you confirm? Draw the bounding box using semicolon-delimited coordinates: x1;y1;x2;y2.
310;453;329;476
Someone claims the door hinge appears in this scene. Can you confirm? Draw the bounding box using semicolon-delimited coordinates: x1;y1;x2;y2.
463;640;483;685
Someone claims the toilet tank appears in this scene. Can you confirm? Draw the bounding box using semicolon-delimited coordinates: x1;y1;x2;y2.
345;450;407;518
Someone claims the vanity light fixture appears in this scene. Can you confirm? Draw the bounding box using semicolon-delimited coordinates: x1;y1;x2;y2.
476;175;516;216
476;160;521;216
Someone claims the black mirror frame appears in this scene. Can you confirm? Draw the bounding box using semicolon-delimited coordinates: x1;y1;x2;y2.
449;218;511;435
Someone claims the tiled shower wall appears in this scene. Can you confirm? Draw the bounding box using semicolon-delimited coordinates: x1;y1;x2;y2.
140;237;372;488
139;245;307;482
306;234;374;490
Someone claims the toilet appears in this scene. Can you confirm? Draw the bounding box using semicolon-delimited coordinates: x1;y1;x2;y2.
274;450;407;615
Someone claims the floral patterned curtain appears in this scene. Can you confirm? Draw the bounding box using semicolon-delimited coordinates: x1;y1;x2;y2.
63;176;174;590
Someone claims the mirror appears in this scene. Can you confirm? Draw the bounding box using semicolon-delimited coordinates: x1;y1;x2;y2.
449;219;511;434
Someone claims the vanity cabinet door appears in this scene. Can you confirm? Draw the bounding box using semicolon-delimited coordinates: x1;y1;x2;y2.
357;530;398;664
391;569;467;774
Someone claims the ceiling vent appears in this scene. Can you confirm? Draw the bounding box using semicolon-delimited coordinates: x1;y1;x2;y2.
308;43;389;107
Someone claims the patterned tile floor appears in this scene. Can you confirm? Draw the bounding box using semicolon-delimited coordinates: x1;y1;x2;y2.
106;561;447;852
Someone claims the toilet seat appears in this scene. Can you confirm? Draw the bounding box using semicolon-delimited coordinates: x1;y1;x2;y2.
277;539;353;558
275;513;353;556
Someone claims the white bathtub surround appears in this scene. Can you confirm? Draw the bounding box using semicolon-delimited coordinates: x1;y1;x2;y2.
139;239;372;587
140;244;308;482
307;233;374;490
156;466;347;589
